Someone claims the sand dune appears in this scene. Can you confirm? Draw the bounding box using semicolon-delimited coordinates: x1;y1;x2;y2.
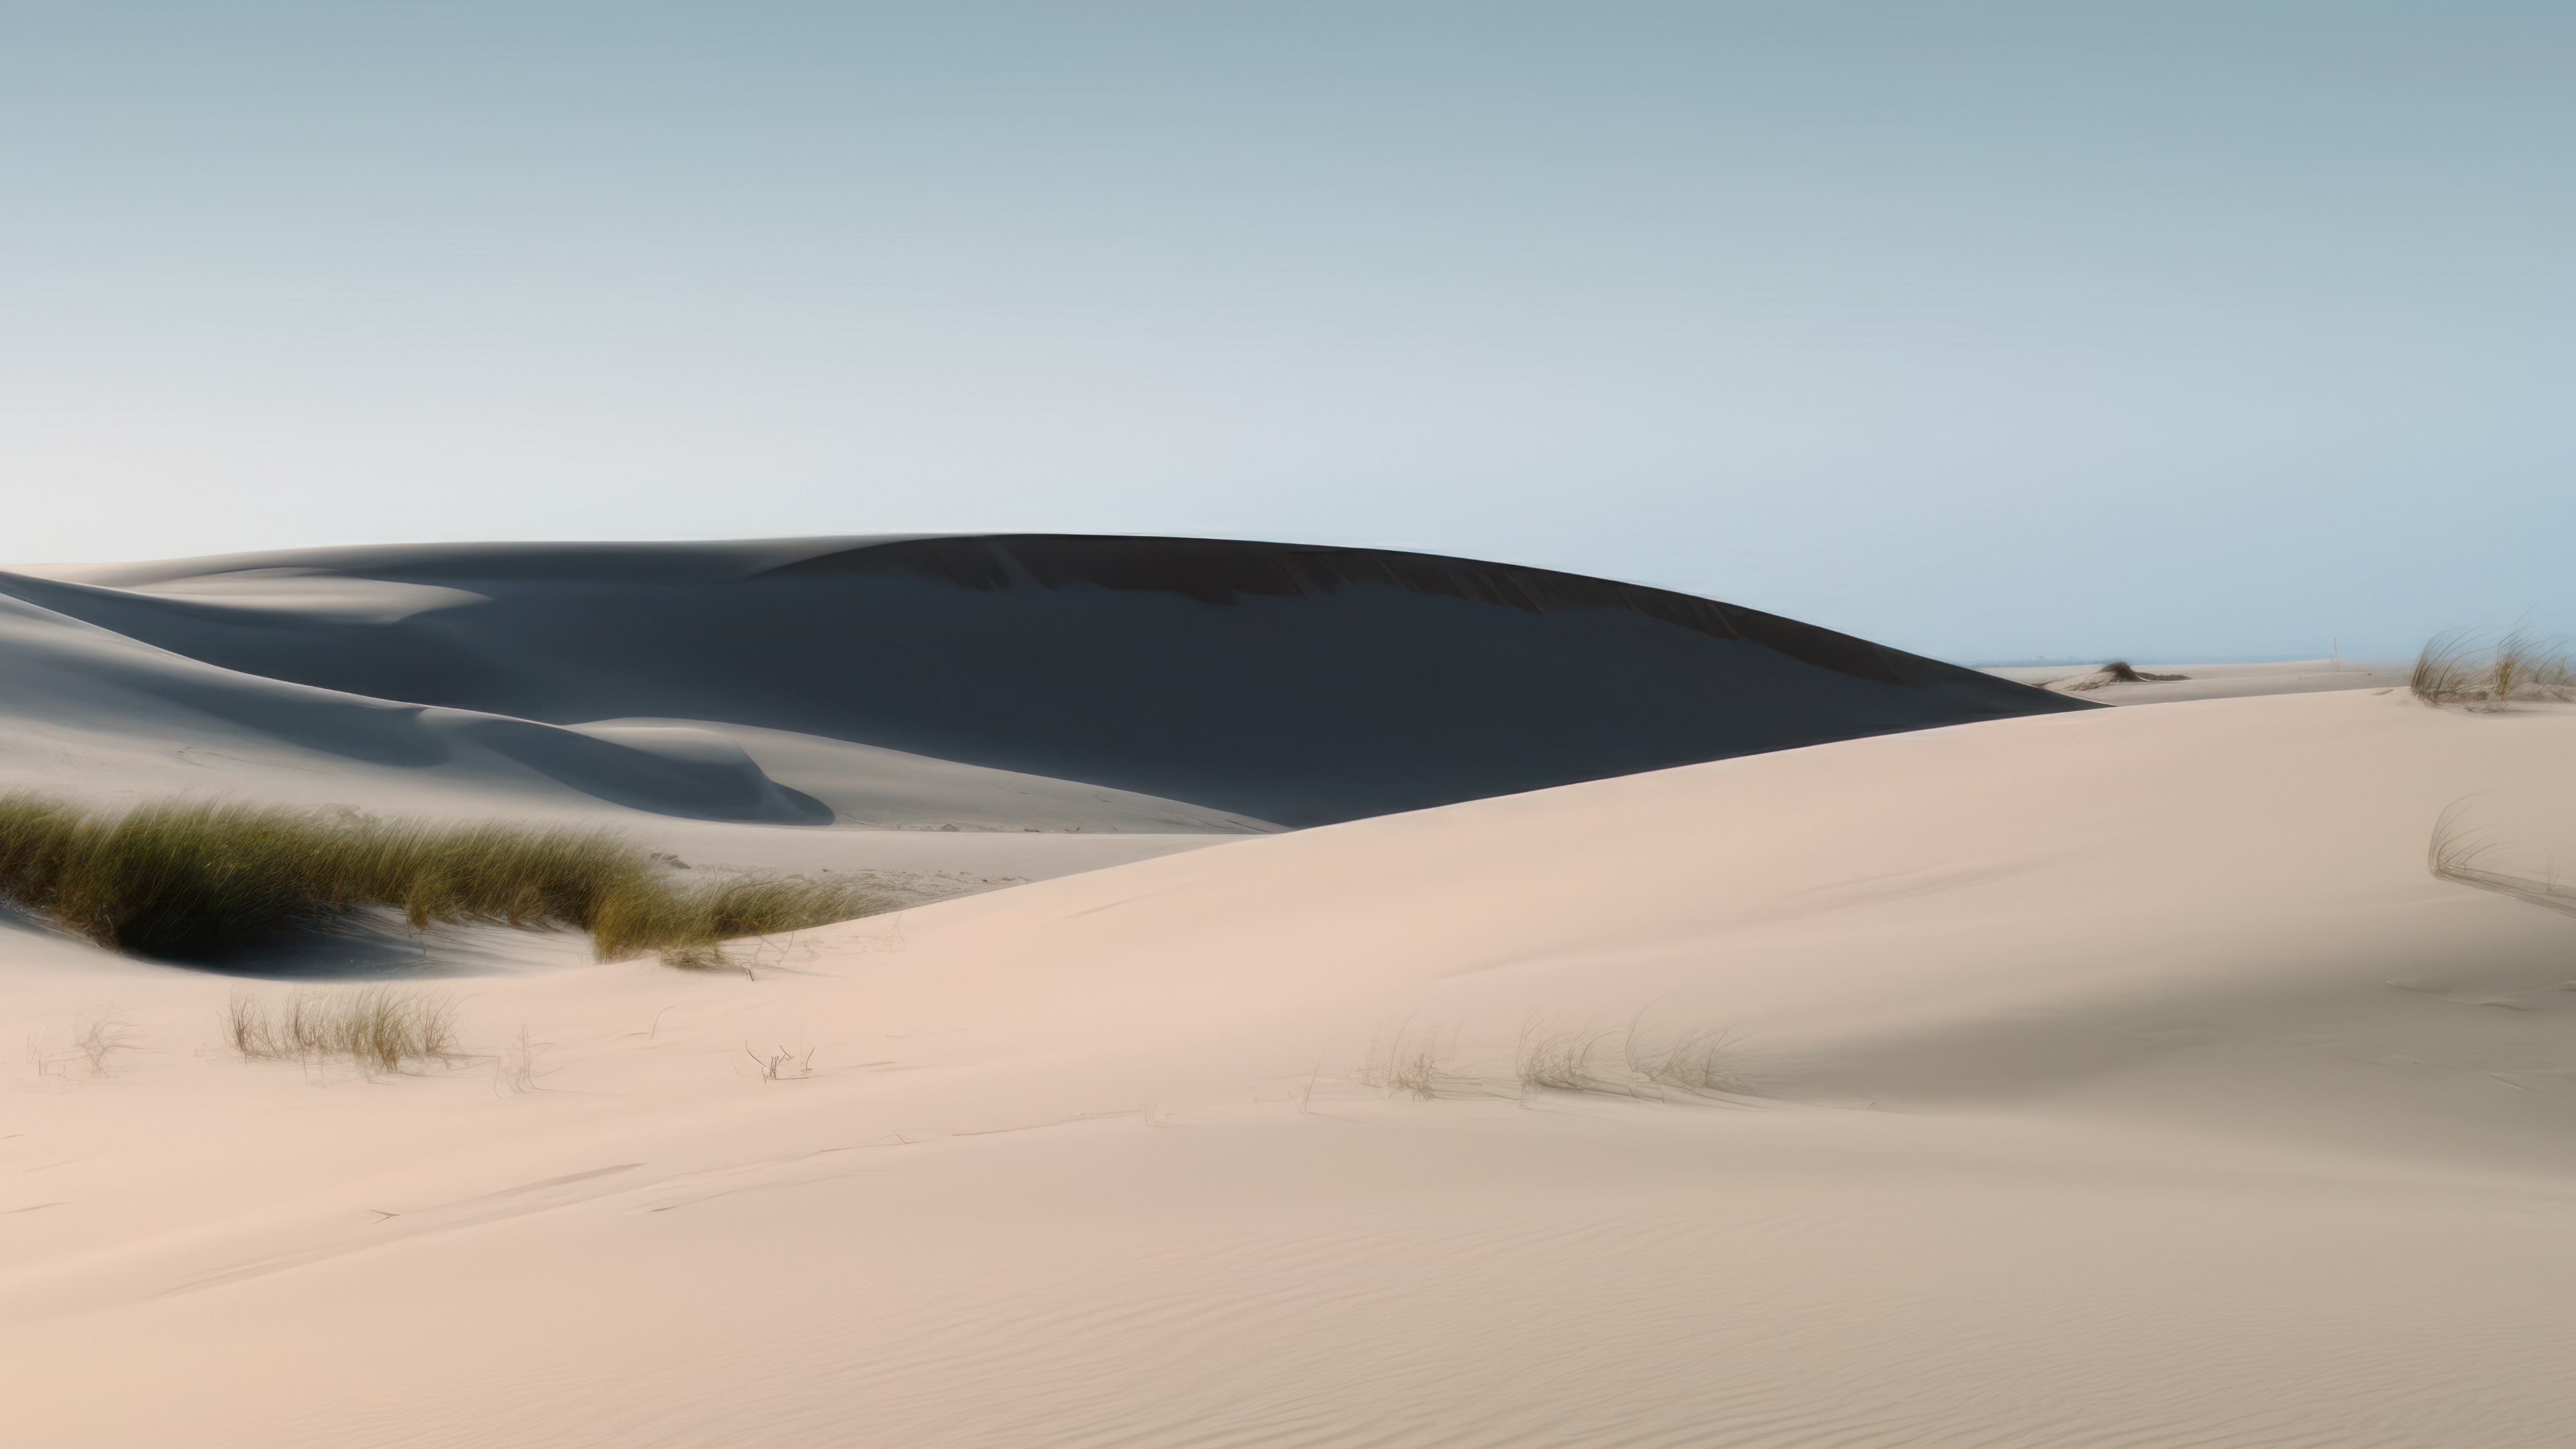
570;717;1278;834
1984;654;2412;702
5;536;2552;1444
11;534;2090;826
0;587;821;822
0;574;1277;831
9;686;2576;1446
1;531;2096;915
0;568;1280;898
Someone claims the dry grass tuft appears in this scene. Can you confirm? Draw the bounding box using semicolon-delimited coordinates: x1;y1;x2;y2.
1623;1025;1752;1096
492;1026;545;1095
226;986;460;1073
1515;1021;1611;1093
1356;1026;1466;1100
28;1018;143;1080
70;1017;141;1078
2411;629;2576;710
2411;632;2483;705
0;794;896;968
745;1042;818;1082
1356;1018;1755;1104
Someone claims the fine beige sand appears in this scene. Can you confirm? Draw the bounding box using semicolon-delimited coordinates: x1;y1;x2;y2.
10;684;2576;1447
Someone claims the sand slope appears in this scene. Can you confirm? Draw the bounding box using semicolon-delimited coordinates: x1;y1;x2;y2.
0;584;835;824
9;687;2576;1446
13;535;2092;826
0;576;1278;898
0;575;1275;830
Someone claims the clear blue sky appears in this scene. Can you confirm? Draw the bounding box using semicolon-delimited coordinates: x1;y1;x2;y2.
4;1;2567;661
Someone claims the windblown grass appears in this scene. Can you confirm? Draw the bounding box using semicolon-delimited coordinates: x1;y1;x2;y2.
1356;1018;1756;1103
2411;628;2576;709
592;870;892;968
1623;1026;1752;1096
227;986;460;1073
1515;1021;1610;1092
0;794;896;967
1356;1025;1466;1100
1517;1019;1752;1098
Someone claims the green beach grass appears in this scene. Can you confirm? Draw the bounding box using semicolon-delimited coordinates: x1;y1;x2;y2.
0;794;893;967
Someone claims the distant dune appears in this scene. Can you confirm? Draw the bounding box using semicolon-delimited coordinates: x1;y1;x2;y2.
5;533;2093;828
1983;655;2411;702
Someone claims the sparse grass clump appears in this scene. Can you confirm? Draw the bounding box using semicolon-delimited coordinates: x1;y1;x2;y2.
1350;1018;1755;1103
2411;628;2576;709
227;987;460;1073
1356;1026;1466;1100
1515;1022;1609;1092
1517;1020;1751;1099
0;794;896;968
1624;1026;1752;1096
28;1018;143;1080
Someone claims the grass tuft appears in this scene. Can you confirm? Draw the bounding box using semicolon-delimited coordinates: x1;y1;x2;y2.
1623;1025;1752;1096
1515;1021;1610;1093
0;794;896;968
2411;628;2576;709
226;987;460;1073
1356;1025;1464;1101
1355;1018;1755;1103
593;871;896;969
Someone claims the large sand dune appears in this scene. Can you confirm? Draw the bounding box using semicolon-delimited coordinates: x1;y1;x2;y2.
0;558;1287;892
9;686;2576;1446
9;534;2091;826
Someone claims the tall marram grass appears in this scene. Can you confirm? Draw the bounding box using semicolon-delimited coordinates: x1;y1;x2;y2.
0;794;894;967
2411;627;2576;709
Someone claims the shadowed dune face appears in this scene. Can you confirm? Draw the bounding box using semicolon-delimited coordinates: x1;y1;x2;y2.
0;592;835;826
7;535;2092;826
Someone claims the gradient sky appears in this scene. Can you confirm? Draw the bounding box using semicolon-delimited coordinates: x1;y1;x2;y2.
4;1;2568;661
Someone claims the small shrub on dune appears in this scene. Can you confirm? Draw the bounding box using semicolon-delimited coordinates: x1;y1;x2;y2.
0;794;896;968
